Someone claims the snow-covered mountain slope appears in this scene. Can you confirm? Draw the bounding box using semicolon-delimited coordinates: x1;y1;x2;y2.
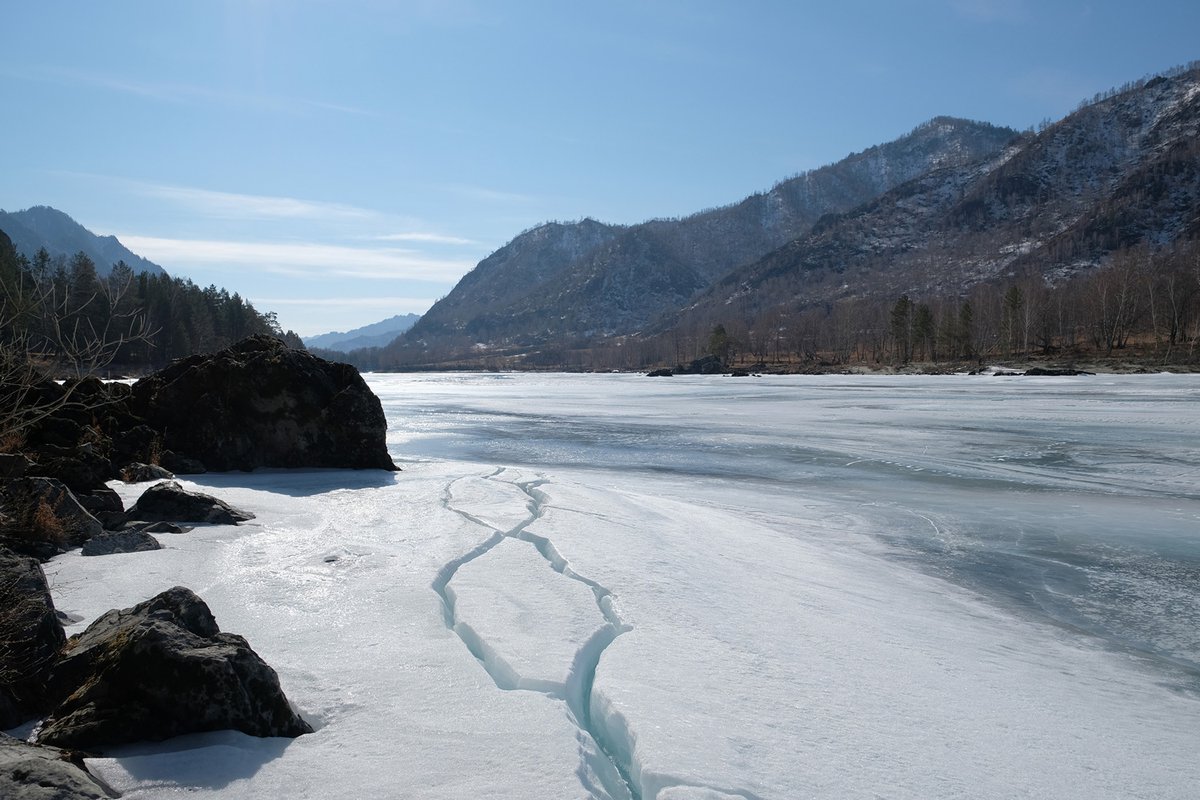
676;64;1200;326
399;118;1016;350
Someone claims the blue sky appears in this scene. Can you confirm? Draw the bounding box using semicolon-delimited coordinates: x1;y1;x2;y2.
2;1;1197;336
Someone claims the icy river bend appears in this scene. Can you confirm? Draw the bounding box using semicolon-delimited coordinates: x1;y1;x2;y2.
32;372;1200;799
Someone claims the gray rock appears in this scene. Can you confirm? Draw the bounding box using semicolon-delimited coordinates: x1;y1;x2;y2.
80;530;162;557
124;481;254;525
38;586;312;749
74;487;123;517
137;521;190;534
0;734;118;799
0;551;67;728
0;478;103;559
118;462;175;483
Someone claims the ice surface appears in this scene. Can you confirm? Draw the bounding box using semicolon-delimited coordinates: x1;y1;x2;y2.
23;373;1200;799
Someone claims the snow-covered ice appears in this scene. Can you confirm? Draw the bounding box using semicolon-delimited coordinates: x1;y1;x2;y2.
22;373;1200;798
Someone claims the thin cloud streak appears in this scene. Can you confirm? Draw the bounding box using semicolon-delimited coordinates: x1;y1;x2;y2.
139;183;383;221
25;66;377;116
372;232;477;245
118;235;474;282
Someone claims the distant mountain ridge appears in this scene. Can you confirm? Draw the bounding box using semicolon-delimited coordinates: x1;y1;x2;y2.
384;62;1200;367
668;63;1200;330
304;313;422;352
0;206;165;276
397;117;1017;353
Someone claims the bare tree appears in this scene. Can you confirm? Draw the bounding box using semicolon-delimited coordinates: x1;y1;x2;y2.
1;263;152;448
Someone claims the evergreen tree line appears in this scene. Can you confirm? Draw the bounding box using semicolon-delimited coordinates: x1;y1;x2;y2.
0;236;302;375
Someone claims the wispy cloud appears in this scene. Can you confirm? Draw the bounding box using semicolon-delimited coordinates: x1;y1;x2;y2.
135;183;382;222
19;66;376;117
117;235;473;282
372;232;477;245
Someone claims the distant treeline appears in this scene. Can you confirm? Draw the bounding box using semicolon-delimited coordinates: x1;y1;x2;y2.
0;231;303;374
329;237;1200;373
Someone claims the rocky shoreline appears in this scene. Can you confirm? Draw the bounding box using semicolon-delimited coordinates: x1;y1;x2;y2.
0;336;397;797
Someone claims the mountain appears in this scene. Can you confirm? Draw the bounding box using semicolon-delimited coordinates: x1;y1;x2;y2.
303;313;422;352
398;117;1018;353
0;206;165;275
670;64;1200;329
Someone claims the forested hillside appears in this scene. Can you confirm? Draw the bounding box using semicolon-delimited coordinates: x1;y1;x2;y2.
0;229;301;376
352;63;1200;372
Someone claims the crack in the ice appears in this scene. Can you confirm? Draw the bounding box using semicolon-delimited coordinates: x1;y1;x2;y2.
432;469;640;800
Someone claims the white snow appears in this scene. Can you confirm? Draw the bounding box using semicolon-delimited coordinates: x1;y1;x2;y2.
22;373;1200;799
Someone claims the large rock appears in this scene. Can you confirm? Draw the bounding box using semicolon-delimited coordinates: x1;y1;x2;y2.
0;478;104;559
118;462;174;483
129;335;398;471
80;530;162;557
37;586;312;749
0;734;118;799
123;481;254;525
0;551;67;728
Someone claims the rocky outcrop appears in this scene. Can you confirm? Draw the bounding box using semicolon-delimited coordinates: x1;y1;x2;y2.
80;530;162;557
0;551;67;728
1023;367;1096;376
673;355;725;375
0;478;104;560
118;462;173;483
0;734;118;799
129;335;397;471
37;586;312;749
123;481;253;525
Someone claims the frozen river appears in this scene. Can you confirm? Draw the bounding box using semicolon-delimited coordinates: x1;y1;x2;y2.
39;372;1200;798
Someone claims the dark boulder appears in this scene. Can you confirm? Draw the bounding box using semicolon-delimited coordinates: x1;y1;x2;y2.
157;451;207;475
646;368;673;377
80;530;162;557
118;520;189;535
74;487;123;519
0;478;104;559
0;454;33;479
118;462;174;483
674;355;725;375
0;734;118;799
107;424;160;470
1023;367;1095;376
26;444;114;495
129;335;397;471
123;481;253;525
0;551;67;728
37;586;313;749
